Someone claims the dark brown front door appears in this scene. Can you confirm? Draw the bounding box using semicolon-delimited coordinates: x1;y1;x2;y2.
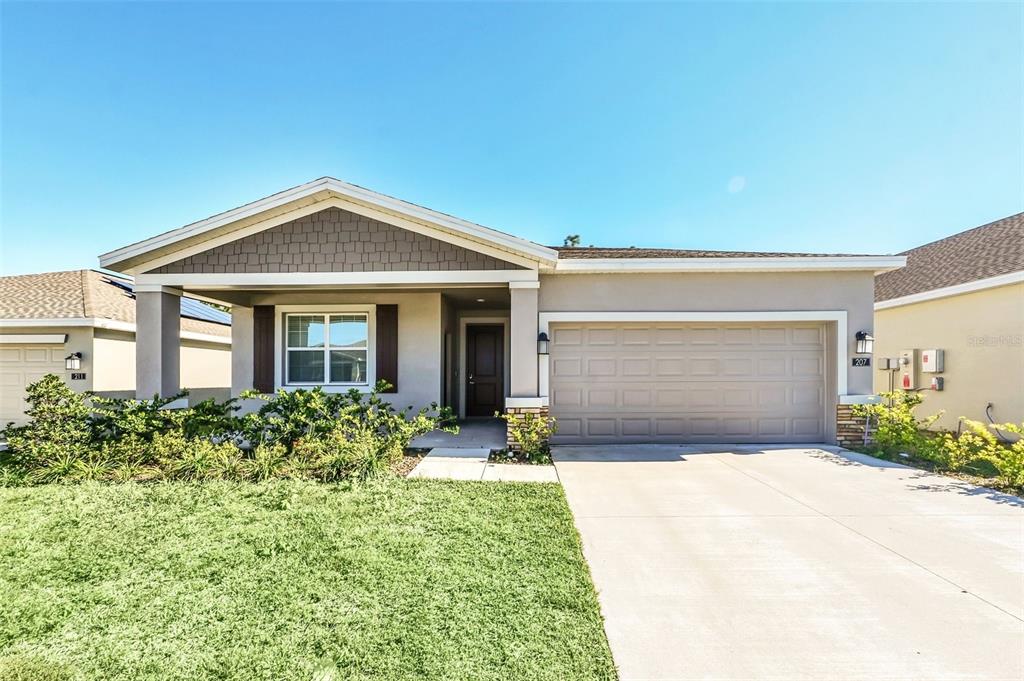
466;325;503;417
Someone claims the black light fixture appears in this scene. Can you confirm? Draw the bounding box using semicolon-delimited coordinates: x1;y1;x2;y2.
537;332;550;355
855;331;874;354
65;352;83;371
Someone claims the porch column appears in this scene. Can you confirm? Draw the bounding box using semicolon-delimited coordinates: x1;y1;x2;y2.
231;305;254;396
135;288;181;399
509;282;539;397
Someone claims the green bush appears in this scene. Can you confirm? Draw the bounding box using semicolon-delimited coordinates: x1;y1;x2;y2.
499;411;557;464
851;391;941;460
852;392;1024;493
1;375;454;485
3;375;94;480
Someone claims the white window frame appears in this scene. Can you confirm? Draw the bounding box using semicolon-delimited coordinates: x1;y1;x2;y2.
274;305;376;391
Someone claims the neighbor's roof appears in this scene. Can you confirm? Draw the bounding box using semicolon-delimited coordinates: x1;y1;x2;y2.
555;247;871;259
875;212;1024;302
0;270;230;337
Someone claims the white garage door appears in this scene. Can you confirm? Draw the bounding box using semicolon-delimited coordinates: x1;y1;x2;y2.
548;322;828;444
0;345;66;426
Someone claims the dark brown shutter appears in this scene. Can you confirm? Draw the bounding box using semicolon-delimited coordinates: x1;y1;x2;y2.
253;305;275;393
375;304;398;393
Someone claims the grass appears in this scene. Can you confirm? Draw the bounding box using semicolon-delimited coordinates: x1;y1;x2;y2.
0;479;616;681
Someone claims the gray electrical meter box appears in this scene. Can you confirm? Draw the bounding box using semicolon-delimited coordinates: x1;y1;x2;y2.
921;349;944;373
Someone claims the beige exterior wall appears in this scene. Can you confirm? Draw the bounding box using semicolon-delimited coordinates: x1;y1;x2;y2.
0;325;230;424
539;271;876;395
94;328;231;393
92;330;136;391
874;282;1024;429
248;290;443;410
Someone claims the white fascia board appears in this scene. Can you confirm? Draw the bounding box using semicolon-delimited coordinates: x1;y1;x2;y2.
180;331;231;346
548;256;907;274
0;334;68;344
135;269;538;289
0;318;230;345
875;270;1024;310
100;177;557;271
538;310;849;395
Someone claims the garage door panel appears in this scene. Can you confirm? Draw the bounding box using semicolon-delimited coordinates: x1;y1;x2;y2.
549;322;827;444
0;344;67;425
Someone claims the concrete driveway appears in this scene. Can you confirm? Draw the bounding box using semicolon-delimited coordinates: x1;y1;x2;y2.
552;445;1024;681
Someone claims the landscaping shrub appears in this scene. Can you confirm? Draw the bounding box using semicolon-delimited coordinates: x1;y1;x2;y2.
1;375;454;485
3;375;93;479
499;411;557;464
852;391;1024;493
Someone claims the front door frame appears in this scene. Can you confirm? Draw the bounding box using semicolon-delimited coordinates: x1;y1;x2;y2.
458;316;510;419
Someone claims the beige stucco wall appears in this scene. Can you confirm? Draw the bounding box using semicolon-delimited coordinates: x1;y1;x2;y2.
874;282;1024;429
93;328;231;393
247;291;443;410
539;271;876;396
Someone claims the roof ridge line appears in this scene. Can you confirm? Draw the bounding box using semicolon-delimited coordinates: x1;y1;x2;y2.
79;269;93;318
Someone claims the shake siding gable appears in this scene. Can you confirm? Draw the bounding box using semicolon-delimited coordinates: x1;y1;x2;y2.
152;207;525;274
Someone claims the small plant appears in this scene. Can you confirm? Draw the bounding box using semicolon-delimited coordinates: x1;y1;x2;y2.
3;375;93;477
852;392;1024;494
499;411;557;464
851;391;941;460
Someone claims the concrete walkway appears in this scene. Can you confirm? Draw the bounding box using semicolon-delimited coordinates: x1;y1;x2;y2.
410;418;506;450
409;447;559;482
553;444;1024;681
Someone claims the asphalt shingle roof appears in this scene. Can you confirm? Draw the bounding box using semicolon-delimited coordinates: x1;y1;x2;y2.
554;247;870;259
874;212;1024;302
0;270;230;337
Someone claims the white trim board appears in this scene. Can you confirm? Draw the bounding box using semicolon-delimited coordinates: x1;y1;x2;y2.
0;334;67;344
458;316;510;420
548;255;906;274
537;310;850;396
136;270;538;289
100;178;558;272
0;318;231;346
875;270;1024;310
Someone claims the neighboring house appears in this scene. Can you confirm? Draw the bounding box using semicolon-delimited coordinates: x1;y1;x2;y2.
99;177;905;445
874;213;1024;430
0;270;232;425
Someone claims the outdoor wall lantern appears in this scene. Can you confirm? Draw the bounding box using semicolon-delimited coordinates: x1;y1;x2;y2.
65;352;83;371
537;332;550;355
855;331;874;354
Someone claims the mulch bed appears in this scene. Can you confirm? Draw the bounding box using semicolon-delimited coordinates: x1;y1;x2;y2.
392;453;425;477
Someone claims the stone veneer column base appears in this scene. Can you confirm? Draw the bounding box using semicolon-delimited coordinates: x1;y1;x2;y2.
504;406;551;452
836;404;874;449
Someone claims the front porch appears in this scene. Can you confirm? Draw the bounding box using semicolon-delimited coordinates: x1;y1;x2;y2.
132;276;548;442
410;417;507;451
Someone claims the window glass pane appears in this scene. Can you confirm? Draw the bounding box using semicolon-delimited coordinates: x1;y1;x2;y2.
330;350;367;383
287;315;325;348
287;350;324;383
329;315;368;348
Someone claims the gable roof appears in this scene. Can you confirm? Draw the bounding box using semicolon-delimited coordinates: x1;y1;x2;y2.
0;270;230;337
875;212;1024;302
100;177;559;273
99;177;905;276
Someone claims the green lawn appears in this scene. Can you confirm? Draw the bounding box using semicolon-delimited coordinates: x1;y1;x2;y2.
0;479;616;681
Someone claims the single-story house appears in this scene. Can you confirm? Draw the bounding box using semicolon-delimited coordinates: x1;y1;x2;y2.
99;177;905;445
874;212;1023;429
0;269;231;425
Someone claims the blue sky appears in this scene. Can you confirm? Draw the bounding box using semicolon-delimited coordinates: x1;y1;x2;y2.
2;1;1021;275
